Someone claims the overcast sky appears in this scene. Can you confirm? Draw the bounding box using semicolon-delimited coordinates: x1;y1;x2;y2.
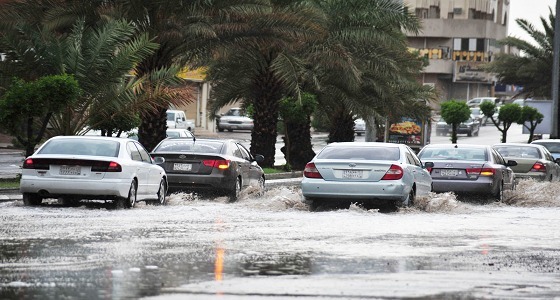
508;0;556;41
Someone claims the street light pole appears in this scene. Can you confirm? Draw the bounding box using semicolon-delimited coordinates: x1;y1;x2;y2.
552;0;560;138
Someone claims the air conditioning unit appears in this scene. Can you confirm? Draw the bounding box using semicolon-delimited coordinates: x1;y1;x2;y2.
453;8;463;14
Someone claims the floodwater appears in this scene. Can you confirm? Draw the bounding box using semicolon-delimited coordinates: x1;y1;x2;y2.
1;179;560;299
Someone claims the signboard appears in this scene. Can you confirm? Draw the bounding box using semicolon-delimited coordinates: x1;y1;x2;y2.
453;61;493;83
523;100;552;134
385;117;425;147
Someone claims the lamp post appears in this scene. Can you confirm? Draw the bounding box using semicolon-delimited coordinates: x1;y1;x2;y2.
552;0;560;138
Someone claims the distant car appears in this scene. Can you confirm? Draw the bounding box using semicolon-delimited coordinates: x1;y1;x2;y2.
150;138;265;201
530;139;560;160
470;107;487;126
493;143;560;182
166;128;195;139
301;142;432;211
167;109;195;133
354;118;366;136
417;144;517;201
466;97;498;108
435;117;480;137
217;108;254;132
512;99;525;107
20;136;168;207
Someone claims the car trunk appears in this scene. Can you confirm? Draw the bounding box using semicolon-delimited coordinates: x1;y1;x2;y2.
427;160;487;180
505;158;540;173
313;160;396;182
154;153;225;175
25;158;114;180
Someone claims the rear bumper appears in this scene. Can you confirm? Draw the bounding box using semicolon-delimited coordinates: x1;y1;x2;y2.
166;173;235;192
301;178;408;202
20;177;130;198
431;177;495;194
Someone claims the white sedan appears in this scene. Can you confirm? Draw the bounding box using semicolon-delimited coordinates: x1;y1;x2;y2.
301;142;432;211
20;136;168;208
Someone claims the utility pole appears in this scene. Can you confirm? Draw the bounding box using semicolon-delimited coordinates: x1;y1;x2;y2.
552;0;560;138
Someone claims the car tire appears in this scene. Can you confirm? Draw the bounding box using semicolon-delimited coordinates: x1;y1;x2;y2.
474;128;479;136
228;177;241;202
494;182;503;202
23;193;42;206
61;197;80;207
227;129;234;132
256;176;266;197
218;127;224;132
467;129;472;137
153;178;167;205
117;180;137;209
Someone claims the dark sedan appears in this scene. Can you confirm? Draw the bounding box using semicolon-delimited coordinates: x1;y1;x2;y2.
151;138;265;201
418;144;517;201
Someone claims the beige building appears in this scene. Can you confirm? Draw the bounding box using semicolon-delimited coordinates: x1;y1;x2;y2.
403;0;512;107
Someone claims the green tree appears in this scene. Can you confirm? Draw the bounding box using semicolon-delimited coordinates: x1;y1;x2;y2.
480;102;522;143
0;75;80;156
517;106;544;143
440;100;470;144
485;9;555;98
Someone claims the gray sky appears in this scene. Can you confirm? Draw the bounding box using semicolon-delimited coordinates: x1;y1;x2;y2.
509;0;556;41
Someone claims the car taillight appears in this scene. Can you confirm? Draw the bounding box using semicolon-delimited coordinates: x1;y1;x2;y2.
466;167;495;176
107;161;122;172
203;159;230;169
304;162;323;178
530;162;546;172
381;164;403;180
22;158;49;170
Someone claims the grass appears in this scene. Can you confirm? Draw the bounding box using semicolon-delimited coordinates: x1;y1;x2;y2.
0;177;20;189
263;167;290;174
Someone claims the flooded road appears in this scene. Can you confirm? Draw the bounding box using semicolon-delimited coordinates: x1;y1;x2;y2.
1;179;560;299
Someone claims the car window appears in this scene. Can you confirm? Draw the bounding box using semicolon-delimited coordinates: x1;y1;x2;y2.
134;142;152;162
237;143;252;161
166;112;175;121
166;131;180;138
127;142;143;162
419;147;486;161
317;146;400;160
153;140;224;154
492;149;506;164
230;142;243;158
38;138;119;157
533;142;560;153
494;146;541;159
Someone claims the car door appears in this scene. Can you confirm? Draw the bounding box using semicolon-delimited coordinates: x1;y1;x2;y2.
230;142;251;187
542;148;560;179
134;141;162;196
405;146;431;196
126;142;150;196
492;148;515;189
237;143;262;185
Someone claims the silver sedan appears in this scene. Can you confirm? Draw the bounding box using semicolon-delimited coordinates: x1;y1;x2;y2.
418;144;516;201
493;143;560;182
301;142;432;211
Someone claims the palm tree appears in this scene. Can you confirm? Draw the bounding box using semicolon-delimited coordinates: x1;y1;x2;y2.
206;0;326;167
485;9;556;98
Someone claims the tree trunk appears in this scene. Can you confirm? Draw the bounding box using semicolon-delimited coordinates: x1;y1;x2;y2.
364;116;377;142
250;70;283;168
451;123;458;144
328;107;354;143
282;118;315;170
138;107;167;152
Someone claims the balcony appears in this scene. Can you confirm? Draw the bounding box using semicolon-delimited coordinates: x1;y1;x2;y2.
408;19;507;39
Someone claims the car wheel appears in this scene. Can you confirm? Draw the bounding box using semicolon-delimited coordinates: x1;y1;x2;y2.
227;128;234;132
117;180;137;208
154;178;167;205
309;199;321;212
405;187;415;207
467;129;472;137
228;177;241;202
218;127;224;132
474;128;479;136
61;197;80;207
494;182;503;202
256;176;265;197
23;193;42;206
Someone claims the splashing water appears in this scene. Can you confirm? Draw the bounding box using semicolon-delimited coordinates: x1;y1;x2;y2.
504;179;560;207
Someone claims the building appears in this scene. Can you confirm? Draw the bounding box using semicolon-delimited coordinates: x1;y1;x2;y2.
403;0;512;107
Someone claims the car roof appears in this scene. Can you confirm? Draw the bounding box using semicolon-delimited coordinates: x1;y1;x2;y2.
326;142;401;148
423;144;489;149
531;139;560;143
49;135;132;141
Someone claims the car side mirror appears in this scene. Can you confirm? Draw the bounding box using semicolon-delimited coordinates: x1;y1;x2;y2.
152;156;165;164
506;160;517;167
423;162;434;169
254;154;264;163
555;158;560;165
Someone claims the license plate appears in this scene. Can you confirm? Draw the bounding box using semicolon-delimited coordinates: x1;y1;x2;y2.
173;163;192;171
60;165;81;175
440;169;458;176
343;170;362;179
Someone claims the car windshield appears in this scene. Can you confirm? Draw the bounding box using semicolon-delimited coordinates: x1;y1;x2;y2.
317;146;400;160
494;146;541;159
470;108;481;115
420;147;487;161
154;140;223;154
226;109;244;117
166;112;175;121
532;142;560;153
38;139;120;157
